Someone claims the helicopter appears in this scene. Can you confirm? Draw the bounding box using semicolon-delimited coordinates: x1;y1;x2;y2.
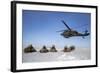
57;20;90;38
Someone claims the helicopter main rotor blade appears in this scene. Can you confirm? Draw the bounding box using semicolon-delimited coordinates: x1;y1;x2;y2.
56;30;65;32
62;20;71;30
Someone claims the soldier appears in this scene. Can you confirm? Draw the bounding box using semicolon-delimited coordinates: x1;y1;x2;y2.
69;46;75;51
40;45;49;53
49;45;57;52
24;45;37;53
63;46;69;52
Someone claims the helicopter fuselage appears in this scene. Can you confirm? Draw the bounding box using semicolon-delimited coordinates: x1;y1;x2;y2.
61;30;89;38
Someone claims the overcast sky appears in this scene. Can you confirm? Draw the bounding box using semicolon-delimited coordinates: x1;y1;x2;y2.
22;10;91;49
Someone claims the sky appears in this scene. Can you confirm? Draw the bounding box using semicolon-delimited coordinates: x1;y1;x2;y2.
22;10;91;49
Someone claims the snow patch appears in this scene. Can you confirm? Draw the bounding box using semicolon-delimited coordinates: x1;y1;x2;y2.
22;48;91;63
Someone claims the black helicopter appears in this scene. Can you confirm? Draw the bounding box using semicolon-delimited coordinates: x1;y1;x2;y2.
57;20;90;38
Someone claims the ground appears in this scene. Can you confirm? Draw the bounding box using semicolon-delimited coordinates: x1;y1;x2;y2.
22;48;90;63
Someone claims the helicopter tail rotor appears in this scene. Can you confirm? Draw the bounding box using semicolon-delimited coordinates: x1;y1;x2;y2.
84;30;88;34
